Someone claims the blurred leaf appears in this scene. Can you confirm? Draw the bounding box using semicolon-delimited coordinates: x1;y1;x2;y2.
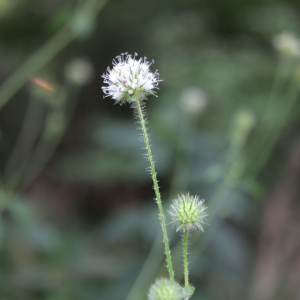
246;4;300;37
46;9;73;32
8;197;34;226
96;205;160;245
0;217;3;250
208;223;252;281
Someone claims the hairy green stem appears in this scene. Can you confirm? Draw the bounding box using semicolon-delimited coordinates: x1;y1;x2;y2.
125;110;196;300
134;97;174;282
183;230;189;287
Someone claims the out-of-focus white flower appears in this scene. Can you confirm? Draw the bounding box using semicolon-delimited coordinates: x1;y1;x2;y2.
65;57;94;86
180;87;207;114
272;33;300;57
102;53;162;105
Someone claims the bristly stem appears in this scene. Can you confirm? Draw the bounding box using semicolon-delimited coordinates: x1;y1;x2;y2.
133;96;174;282
183;230;189;288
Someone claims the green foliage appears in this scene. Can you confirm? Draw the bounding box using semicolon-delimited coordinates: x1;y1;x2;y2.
0;0;300;299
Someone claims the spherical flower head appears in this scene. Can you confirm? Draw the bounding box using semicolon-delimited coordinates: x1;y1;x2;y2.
169;193;208;232
148;278;184;300
102;52;162;105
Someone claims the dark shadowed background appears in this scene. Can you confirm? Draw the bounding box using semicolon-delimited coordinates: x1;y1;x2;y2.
1;0;300;299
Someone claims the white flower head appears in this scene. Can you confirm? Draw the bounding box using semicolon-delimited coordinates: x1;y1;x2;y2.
272;33;300;57
148;278;184;300
169;193;208;233
102;52;162;105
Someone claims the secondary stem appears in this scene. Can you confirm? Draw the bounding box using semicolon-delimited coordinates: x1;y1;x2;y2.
134;97;174;282
183;230;189;287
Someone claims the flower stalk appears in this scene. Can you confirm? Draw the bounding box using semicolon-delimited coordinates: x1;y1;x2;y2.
183;230;189;288
134;95;174;282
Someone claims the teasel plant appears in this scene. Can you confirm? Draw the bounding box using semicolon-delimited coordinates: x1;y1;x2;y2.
169;193;208;299
102;53;208;300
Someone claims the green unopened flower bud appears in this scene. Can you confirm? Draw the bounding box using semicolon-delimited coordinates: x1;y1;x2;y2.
148;278;184;300
169;193;207;232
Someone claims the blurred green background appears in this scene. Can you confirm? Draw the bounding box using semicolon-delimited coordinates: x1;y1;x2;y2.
1;0;300;299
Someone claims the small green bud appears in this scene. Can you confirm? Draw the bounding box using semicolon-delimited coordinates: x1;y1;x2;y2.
148;278;184;300
169;193;208;232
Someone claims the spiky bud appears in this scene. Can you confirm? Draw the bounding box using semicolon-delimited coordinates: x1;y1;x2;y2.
148;278;184;300
169;193;207;232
